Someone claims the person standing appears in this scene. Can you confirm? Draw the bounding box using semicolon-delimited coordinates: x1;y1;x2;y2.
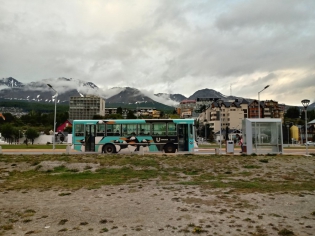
236;134;243;153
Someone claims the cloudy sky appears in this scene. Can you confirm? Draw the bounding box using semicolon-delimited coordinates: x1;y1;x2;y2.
1;0;315;105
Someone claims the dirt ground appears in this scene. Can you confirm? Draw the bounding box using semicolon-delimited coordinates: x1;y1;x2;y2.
0;154;315;236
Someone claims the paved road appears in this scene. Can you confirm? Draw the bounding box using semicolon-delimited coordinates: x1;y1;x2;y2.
196;147;314;155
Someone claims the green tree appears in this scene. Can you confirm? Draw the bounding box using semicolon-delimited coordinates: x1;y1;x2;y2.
57;111;69;126
160;111;165;118
2;113;15;123
127;110;136;119
1;124;14;144
12;127;20;144
93;115;105;119
285;107;300;119
117;107;122;114
25;128;39;145
107;113;123;119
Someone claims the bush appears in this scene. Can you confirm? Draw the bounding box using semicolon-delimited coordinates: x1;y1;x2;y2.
46;142;51;145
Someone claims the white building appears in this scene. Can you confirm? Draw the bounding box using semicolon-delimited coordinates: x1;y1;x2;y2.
199;99;249;133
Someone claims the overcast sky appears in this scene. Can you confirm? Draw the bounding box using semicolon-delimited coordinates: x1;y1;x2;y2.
1;0;315;105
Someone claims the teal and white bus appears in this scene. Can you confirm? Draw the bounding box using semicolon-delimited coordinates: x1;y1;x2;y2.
72;119;197;153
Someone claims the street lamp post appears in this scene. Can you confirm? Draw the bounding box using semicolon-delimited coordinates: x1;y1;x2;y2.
205;123;207;142
47;84;58;151
301;99;310;156
18;130;20;144
258;85;270;118
122;108;128;119
217;100;223;155
286;123;290;147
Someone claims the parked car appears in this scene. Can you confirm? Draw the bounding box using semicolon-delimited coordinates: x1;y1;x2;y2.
304;141;315;146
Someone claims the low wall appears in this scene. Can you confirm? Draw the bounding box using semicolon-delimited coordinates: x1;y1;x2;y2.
1;135;69;144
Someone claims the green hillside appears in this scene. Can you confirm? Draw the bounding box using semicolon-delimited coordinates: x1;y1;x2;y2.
106;102;175;111
0;100;69;113
0;100;175;113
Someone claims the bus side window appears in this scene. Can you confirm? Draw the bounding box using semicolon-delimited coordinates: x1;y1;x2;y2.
122;124;137;136
107;129;113;136
152;123;166;135
75;124;84;136
167;123;176;136
97;124;105;136
139;124;150;135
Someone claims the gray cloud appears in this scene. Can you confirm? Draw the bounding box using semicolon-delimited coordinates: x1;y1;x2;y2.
0;0;314;105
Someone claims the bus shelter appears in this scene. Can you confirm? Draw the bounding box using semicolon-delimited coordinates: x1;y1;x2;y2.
242;118;283;154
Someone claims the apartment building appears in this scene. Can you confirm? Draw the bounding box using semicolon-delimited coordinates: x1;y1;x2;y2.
195;97;220;112
264;100;284;120
105;108;117;115
69;95;105;120
200;99;248;133
248;99;284;120
177;99;196;118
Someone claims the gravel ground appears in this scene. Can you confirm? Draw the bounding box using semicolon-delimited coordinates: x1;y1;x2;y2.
1;155;315;236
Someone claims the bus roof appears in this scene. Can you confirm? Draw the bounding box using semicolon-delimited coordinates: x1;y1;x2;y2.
72;119;195;125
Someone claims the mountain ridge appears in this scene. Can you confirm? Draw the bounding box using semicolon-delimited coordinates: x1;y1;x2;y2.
0;77;314;109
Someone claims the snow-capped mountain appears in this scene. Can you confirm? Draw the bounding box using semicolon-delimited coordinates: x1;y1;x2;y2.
154;93;186;103
0;77;102;104
1;77;312;109
0;77;187;106
0;77;24;88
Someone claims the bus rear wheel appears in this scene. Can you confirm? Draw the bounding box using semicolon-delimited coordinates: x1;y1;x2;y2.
103;144;116;154
164;144;176;153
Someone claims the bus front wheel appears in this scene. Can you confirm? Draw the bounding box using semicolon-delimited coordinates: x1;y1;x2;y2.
103;144;116;154
164;144;176;153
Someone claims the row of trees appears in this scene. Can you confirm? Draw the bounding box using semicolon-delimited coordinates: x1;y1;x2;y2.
285;107;315;123
1;124;39;144
0;110;68;144
0;107;179;144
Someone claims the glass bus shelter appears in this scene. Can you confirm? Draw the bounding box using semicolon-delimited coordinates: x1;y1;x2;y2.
242;118;283;154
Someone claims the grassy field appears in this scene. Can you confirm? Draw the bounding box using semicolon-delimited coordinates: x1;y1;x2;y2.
1;153;315;192
1;153;315;236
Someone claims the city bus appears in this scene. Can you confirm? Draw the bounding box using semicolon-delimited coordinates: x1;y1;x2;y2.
72;119;197;153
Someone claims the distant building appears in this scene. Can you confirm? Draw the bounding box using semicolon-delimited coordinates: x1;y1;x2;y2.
105;108;117;115
134;107;161;118
207;99;249;132
56;119;72;132
177;99;196;118
152;110;161;118
195;97;220;109
264;100;283;120
248;99;284;121
69;95;105;120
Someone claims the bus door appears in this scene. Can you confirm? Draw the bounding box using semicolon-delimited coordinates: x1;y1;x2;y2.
177;124;189;151
85;124;96;152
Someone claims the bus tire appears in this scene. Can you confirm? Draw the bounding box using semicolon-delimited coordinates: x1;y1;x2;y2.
164;144;176;153
103;144;116;154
